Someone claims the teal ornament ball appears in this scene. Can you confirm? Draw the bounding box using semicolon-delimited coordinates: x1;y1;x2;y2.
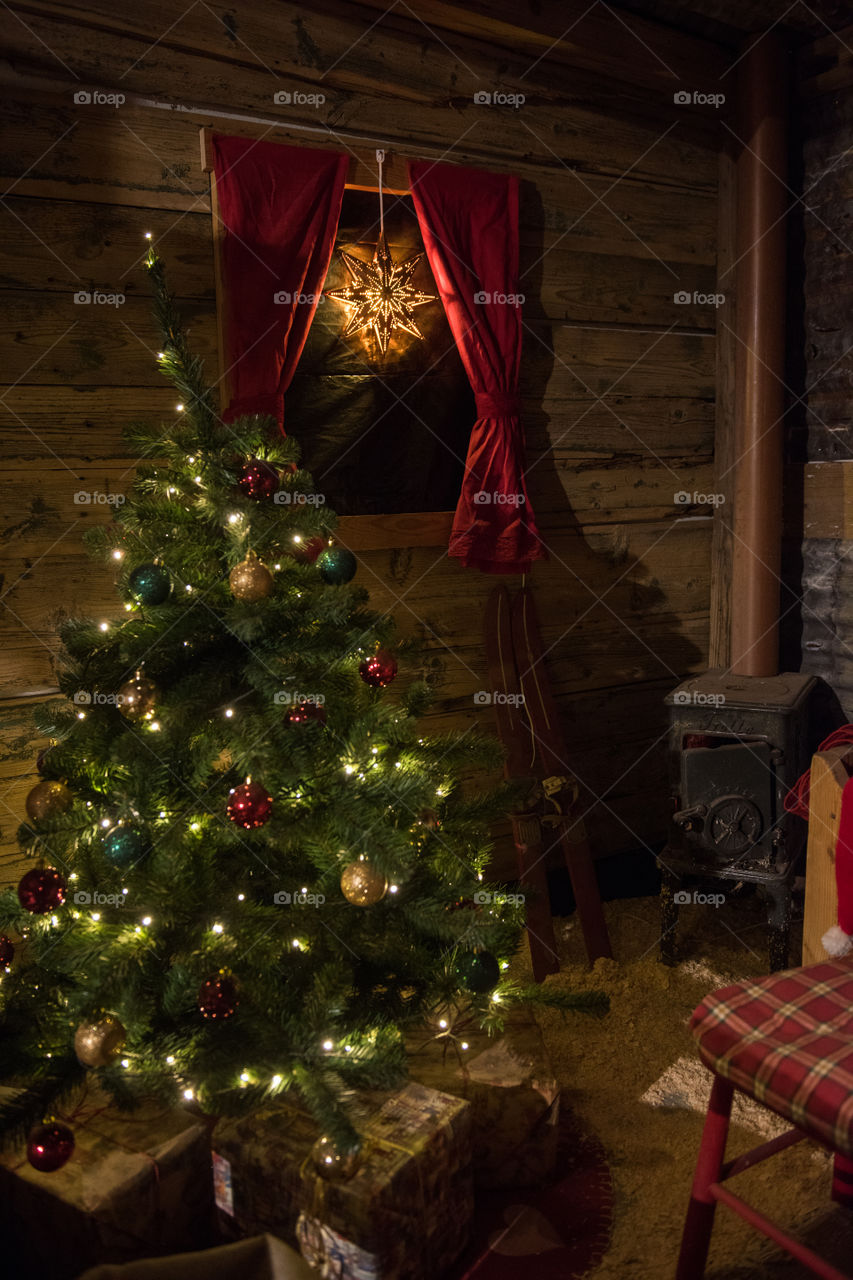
455;949;501;994
129;563;171;606
317;547;357;585
104;824;149;866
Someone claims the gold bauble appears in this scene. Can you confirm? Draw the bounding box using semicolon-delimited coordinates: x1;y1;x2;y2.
311;1134;362;1182
25;779;72;822
340;860;387;906
229;551;273;602
117;671;159;721
74;1015;126;1067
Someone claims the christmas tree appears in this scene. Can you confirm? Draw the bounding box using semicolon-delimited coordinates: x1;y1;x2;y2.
0;248;604;1167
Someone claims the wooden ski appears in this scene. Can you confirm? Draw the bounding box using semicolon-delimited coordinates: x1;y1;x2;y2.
484;585;612;973
484;586;560;981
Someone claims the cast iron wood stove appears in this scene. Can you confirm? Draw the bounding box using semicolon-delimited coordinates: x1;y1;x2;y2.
659;670;816;971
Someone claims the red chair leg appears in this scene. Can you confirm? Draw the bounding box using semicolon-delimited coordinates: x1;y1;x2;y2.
832;1153;853;1208
676;1075;735;1279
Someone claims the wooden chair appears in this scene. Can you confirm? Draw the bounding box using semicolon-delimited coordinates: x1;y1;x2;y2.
676;958;853;1279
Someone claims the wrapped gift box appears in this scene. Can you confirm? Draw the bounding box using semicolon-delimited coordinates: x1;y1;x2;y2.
405;1005;560;1188
0;1088;215;1280
213;1081;472;1280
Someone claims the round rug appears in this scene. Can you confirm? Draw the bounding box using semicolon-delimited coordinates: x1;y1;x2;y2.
448;1110;613;1279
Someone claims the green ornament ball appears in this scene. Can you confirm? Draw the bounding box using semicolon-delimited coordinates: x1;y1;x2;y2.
455;950;501;994
317;547;357;585
103;824;149;866
129;563;171;606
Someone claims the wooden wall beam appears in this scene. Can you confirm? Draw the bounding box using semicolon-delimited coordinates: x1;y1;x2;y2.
803;461;853;539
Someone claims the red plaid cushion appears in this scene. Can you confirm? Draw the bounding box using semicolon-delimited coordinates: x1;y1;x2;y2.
691;958;853;1156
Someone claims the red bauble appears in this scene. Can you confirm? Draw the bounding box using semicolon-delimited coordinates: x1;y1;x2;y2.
290;535;326;564
27;1122;75;1172
285;700;327;727
0;935;14;966
198;973;238;1020
359;649;398;688
226;780;273;829
17;867;66;914
237;457;279;500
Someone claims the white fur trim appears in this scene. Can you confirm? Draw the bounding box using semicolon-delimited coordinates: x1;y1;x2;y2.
822;925;853;957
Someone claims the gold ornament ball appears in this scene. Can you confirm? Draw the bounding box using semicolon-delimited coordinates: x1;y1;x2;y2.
229;551;274;602
25;779;72;823
117;672;159;722
340;860;387;906
74;1015;127;1067
311;1134;362;1182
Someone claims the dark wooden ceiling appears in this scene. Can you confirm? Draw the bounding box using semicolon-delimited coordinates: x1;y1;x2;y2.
612;0;852;45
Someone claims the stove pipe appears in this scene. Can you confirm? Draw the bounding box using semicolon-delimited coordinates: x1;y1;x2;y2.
729;34;789;678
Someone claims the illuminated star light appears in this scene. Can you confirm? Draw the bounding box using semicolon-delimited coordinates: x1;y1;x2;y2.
326;233;436;354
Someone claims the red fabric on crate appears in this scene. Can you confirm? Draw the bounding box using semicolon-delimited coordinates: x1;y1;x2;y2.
211;135;347;432
407;160;544;575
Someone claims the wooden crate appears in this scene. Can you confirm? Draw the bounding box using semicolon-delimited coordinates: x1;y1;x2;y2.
802;744;853;964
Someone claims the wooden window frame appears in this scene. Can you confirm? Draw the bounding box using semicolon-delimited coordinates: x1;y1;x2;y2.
199;128;454;554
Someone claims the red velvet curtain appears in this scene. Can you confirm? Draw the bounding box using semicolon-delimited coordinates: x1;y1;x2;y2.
212;135;347;431
407;159;545;574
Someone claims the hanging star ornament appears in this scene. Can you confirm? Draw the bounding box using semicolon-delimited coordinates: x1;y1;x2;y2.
326;232;436;354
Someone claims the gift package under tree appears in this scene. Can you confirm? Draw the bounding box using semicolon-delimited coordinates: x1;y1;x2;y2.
0;249;606;1276
0;1085;215;1280
214;1080;472;1280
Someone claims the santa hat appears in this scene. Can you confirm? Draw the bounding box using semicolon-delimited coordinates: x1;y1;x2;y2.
822;773;853;957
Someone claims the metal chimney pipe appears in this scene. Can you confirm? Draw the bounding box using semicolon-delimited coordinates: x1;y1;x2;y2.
729;34;788;677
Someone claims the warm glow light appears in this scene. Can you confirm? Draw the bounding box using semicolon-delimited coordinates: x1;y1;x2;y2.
237;893;245;901
149;721;161;732
227;513;241;524
121;1058;130;1068
326;234;436;354
190;822;200;831
100;818;111;829
141;916;152;926
212;923;224;934
389;884;399;894
183;1087;194;1100
77;711;86;720
271;1074;282;1087
112;549;124;561
144;232;152;240
461;1041;469;1050
225;708;234;718
322;1039;333;1051
344;764;355;775
166;1055;175;1065
176;403;184;411
91;913;101;922
240;1071;250;1082
99;621;109;631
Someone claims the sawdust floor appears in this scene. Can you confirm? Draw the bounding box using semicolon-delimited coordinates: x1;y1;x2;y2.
523;890;853;1279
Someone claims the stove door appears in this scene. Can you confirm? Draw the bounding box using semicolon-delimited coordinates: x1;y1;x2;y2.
681;741;775;866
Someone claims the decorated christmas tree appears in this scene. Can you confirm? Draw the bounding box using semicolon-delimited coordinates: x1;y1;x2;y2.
0;249;603;1172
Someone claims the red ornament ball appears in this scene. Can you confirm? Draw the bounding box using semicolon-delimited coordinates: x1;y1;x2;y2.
290;535;326;564
359;649;398;688
27;1122;75;1172
198;973;238;1020
237;458;279;500
17;867;67;914
0;935;14;967
285;700;327;727
226;781;273;829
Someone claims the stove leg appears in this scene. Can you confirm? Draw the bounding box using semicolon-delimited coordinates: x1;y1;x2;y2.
659;865;681;966
760;882;791;972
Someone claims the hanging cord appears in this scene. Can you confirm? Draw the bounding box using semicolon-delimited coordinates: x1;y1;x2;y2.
784;724;853;819
376;148;385;237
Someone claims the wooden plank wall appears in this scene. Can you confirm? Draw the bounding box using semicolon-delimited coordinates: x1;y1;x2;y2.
796;29;853;715
0;0;728;883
